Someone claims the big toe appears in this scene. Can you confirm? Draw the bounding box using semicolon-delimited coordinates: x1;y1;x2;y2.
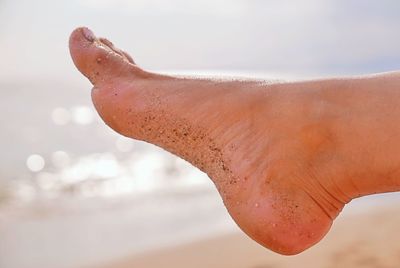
69;27;135;85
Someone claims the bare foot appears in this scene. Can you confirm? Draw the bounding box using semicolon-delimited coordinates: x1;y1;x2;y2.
69;27;400;255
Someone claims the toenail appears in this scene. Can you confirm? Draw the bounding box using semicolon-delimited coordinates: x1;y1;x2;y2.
81;27;95;42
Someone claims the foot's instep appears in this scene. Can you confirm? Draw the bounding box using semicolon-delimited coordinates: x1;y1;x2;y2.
69;27;354;255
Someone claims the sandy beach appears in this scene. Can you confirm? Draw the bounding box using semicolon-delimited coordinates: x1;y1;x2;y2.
95;205;400;268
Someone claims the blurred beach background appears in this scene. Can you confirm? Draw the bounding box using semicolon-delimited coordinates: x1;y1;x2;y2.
1;1;400;268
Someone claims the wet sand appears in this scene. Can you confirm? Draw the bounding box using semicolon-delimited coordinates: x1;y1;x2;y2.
94;205;400;268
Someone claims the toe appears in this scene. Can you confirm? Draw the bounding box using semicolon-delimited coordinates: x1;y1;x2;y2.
121;50;135;64
98;37;135;64
69;27;136;85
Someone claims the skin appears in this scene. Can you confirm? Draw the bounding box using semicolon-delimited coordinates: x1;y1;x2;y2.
69;27;400;255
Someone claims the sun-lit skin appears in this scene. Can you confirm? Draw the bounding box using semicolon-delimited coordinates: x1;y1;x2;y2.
69;27;400;255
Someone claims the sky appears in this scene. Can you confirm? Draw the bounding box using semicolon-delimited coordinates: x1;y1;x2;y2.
0;0;400;81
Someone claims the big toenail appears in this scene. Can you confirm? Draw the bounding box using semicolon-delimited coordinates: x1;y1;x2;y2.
82;27;95;42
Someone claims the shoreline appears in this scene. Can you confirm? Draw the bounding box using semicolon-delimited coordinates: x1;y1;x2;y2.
94;204;400;268
2;192;400;268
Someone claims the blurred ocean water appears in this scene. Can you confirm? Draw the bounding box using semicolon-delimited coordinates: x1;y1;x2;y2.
1;0;400;199
0;78;235;268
